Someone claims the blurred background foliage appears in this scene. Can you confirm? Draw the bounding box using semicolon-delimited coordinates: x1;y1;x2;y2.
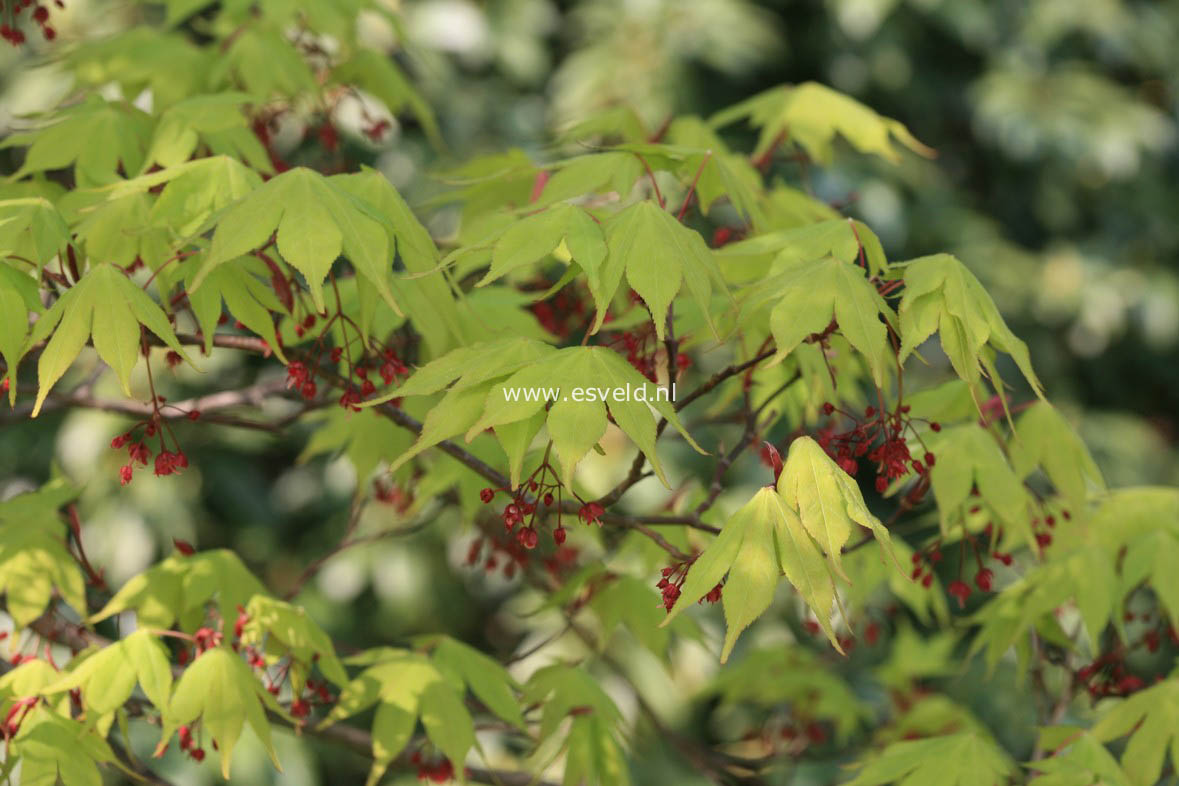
1;0;1177;783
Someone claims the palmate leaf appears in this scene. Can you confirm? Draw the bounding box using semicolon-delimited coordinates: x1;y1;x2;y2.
0;508;87;628
845;731;1015;786
69;191;174;270
1091;678;1179;786
192;167;399;314
1028;731;1132;786
533;152;642;209
333;169;473;356
662;486;840;659
65;28;213;110
426;635;527;730
524;665;628;786
209;27;317;99
742;254;895;384
708;647;867;740
241;596;349;695
897;254;1043;404
141;93;271;172
298;406;414;483
22;263;191;416
1009;402;1105;508
719;218;889;279
711;81;935;164
466;346;703;486
374;341;702;487
91;549;268;632
925;425;1033;542
777;436;898;584
10;707;119;786
0;262;43;403
590;575;674;656
184;256;288;361
2;98;154;186
0;477;84;628
108;155;264;240
0;197;71;271
320;651;478;786
43;629;173;717
474;202;606;288
591;199;728;341
158;646;282;779
968;544;1118;669
665;116;768;226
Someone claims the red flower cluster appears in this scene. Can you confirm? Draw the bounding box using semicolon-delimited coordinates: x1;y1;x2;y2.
1;0;62;45
286;360;318;400
373;480;412;512
656;559;722;611
154;449;188;477
177;725;205;762
410;752;458;783
529;282;587;339
817;402;938;495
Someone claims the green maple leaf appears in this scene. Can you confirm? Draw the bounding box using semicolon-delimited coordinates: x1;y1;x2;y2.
70;191;174;270
777;436;897;584
591;199;728;341
474;202;606;288
141;92;271;172
373;340;701;487
742;253;895;384
298;406;414;484
897;254;1043;407
2;98;154;186
464;345;704;486
1091;678;1179;786
968;544;1118;669
533;152;642;208
665;116;769;226
159;646;282;779
332;168;475;356
845;731;1015;786
0;480;86;627
524;665;629;786
662;486;842;659
43;629;172;717
708;647;867;740
91;549;268;632
1028;731;1131;786
1009;402;1105;508
711;81;935;164
320;651;477;786
925;425;1033;541
0;262;43;403
22;263;191;416
183;255;288;361
426;635;526;729
192;167;399;314
210;27;316;99
10;708;119;786
590;575;673;656
0;198;70;271
721;218;889;278
109;155;264;240
240;596;349;696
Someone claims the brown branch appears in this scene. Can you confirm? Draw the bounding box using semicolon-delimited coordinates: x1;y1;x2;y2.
0;377;300;430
